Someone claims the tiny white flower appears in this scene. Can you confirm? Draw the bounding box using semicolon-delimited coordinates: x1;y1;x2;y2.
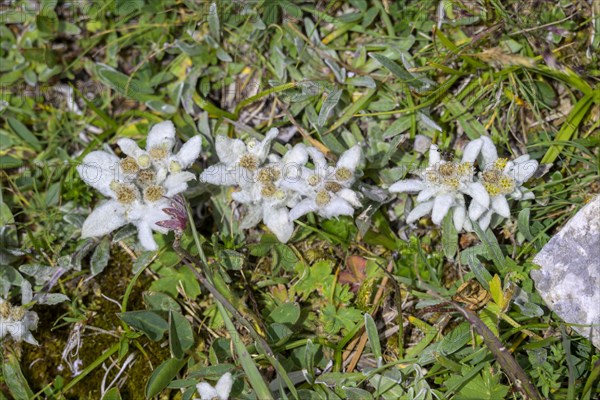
288;145;363;220
0;297;39;346
199;128;279;187
77;121;202;251
389;142;489;231
469;136;538;230
195;372;233;400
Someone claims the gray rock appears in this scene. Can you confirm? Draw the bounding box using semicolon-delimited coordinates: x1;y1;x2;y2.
531;195;600;349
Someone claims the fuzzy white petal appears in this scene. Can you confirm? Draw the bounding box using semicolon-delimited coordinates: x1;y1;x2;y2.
289;199;318;220
478;210;493;231
464;182;490;208
215;373;234;400
196;383;219;400
175;136;202;168
164;172;196;197
338;188;362;208
81;201;127;238
252;128;279;161
264;208;294;243
77;151;120;197
389;179;425;193
480;136;498;168
146;120;176;151
428;144;441;167
215;135;247;165
320;197;354;219
240;205;263;229
521;190;535;200
117;138;146;159
406;201;434;223
416;186;438;202
307;147;328;173
200;164;240;186
453;205;467;231
469;200;488;221
284;143;308;164
492;196;510;218
136;223;158;251
232;189;254;204
337;144;362;172
431;193;455;225
512;159;538;184
461;139;482;163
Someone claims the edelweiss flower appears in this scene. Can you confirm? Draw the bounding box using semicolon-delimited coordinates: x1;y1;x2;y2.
231;143;308;242
195;372;233;400
288;145;362;220
77;121;201;251
0;298;39;345
389;141;489;231
469;136;538;230
199;128;279;187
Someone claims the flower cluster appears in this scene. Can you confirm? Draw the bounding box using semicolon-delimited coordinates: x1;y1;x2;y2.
390;136;538;231
0;297;39;346
200;129;363;242
77;121;201;251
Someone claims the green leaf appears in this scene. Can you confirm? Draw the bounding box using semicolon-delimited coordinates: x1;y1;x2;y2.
320;304;362;335
369;53;424;89
454;368;510;400
95;63;153;101
318;88;343;127
489;275;503;308
364;313;382;365
102;387;122;400
117;310;168;341
169;310;194;359
442;212;458;260
208;2;220;41
90;237;111;276
143;291;180;312
541;91;595;164
218;249;245;270
7;117;42;151
2;353;34;400
145;358;187;398
268;302;300;325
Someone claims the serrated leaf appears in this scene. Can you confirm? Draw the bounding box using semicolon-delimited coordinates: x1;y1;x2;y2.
145;358;187;398
90;237;111;276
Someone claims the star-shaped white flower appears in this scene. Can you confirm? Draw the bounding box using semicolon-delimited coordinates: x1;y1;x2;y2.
389;141;489;231
230;143;309;242
469;136;538;230
199;128;279;187
195;372;233;400
77;121;202;251
288;145;363;220
0;298;39;346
